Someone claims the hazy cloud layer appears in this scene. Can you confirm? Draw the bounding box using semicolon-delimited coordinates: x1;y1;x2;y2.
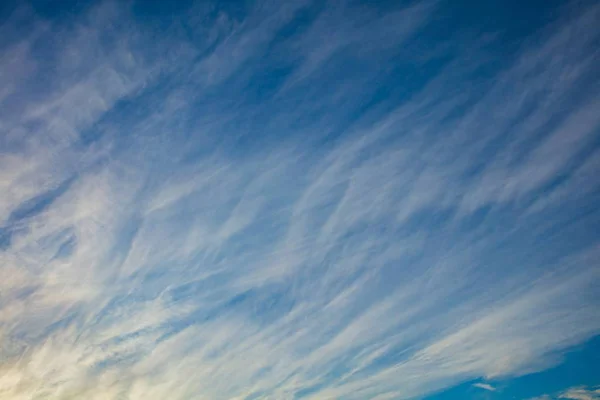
0;0;599;399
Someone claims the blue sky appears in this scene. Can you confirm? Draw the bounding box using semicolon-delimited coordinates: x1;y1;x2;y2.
0;0;599;399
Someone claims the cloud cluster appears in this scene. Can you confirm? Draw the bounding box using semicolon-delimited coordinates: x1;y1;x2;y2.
559;387;600;400
0;0;599;399
530;386;600;400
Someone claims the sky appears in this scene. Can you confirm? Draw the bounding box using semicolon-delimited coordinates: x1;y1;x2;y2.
0;0;599;399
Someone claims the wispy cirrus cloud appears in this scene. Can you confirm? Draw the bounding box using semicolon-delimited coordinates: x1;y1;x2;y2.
473;383;496;392
0;0;599;399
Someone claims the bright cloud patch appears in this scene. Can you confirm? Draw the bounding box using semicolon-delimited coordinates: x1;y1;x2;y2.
559;387;600;400
530;386;600;400
473;383;496;392
0;0;599;399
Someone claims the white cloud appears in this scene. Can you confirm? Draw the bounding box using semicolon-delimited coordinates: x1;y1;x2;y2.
529;386;600;400
560;387;600;400
473;382;496;391
0;1;599;399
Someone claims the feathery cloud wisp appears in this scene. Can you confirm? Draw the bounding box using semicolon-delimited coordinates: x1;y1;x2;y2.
473;383;496;392
0;0;599;399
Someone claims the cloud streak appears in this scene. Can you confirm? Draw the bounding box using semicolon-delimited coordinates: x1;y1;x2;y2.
473;383;496;392
0;0;599;399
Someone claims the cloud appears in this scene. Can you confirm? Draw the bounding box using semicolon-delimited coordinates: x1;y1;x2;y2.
529;386;600;400
560;387;600;400
473;383;496;392
0;0;599;399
